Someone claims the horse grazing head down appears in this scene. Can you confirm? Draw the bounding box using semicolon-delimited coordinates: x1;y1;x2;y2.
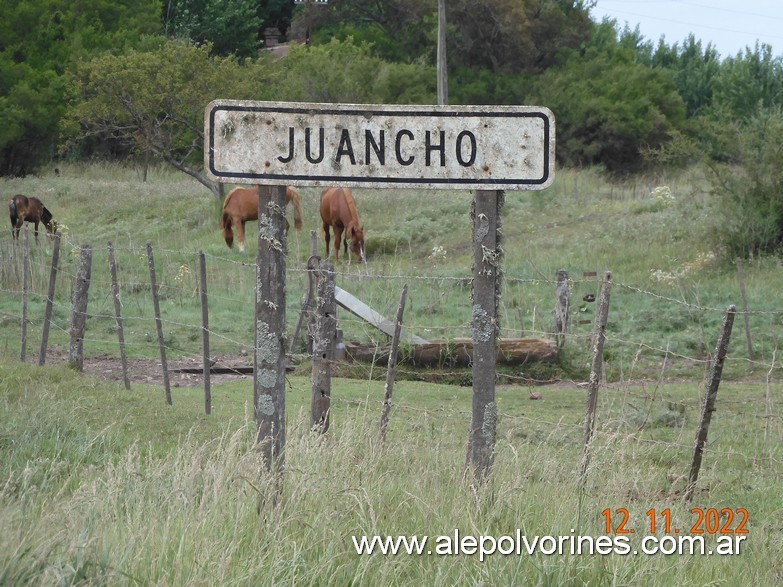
221;185;303;252
9;194;57;243
346;224;366;263
320;187;366;264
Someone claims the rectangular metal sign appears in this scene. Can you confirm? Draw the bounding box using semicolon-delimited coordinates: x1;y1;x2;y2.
205;100;555;190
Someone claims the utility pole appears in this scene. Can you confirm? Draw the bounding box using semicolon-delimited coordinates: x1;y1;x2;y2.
437;0;448;105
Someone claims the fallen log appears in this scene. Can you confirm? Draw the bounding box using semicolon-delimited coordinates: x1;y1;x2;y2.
344;337;558;367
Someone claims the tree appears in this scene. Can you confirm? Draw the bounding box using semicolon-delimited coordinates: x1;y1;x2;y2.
446;0;593;74
63;39;274;197
701;106;783;258
0;0;163;176
528;46;687;174
711;43;783;121
269;38;436;104
163;0;262;58
304;0;438;63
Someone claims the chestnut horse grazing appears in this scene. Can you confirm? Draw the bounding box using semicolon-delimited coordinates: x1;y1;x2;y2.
320;187;366;263
221;185;303;252
9;195;57;243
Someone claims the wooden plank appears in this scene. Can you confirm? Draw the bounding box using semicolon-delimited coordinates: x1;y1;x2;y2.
334;286;429;345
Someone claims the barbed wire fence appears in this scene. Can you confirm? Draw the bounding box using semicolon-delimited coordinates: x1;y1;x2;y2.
1;225;782;494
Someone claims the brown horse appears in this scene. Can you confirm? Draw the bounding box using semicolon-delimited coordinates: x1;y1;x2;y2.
221;185;303;252
9;195;57;243
320;187;366;263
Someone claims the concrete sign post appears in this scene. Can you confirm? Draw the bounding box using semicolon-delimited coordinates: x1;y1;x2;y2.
205;101;554;190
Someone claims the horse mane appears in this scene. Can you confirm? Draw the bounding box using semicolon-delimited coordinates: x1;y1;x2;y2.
343;188;361;232
40;206;53;225
222;187;243;211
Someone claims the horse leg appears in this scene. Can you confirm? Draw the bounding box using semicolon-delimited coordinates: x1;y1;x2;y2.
33;220;40;243
333;224;344;263
323;221;331;259
237;220;246;252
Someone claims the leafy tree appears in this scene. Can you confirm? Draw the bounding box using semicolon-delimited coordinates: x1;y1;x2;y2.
163;0;262;57
0;0;162;176
668;35;721;118
701;106;783;258
304;0;438;63
269;38;435;104
446;0;593;74
711;43;783;121
63;39;274;196
528;46;687;174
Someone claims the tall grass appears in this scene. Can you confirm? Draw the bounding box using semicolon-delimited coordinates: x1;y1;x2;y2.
1;360;781;585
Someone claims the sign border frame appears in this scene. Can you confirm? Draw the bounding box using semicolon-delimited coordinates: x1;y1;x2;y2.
205;101;555;189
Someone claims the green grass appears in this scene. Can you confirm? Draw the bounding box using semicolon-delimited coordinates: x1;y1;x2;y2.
3;162;783;385
2;162;783;583
1;360;781;585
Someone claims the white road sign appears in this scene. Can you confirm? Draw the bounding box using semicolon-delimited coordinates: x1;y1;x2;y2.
205;100;555;190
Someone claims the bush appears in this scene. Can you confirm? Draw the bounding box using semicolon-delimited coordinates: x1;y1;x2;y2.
703;106;783;258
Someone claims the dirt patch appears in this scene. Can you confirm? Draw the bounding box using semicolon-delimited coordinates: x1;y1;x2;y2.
39;347;255;388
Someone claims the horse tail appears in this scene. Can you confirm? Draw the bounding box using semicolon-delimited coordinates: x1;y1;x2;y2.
9;199;18;226
288;186;303;230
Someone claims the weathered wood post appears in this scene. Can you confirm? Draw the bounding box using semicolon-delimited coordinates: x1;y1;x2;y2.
20;225;29;362
254;185;288;478
108;242;131;389
69;245;92;371
437;0;448;106
290;248;319;356
146;242;172;405
735;258;754;367
39;232;61;366
685;305;736;502
466;190;503;482
579;271;612;487
311;259;336;433
199;250;211;414
554;269;569;350
380;284;409;444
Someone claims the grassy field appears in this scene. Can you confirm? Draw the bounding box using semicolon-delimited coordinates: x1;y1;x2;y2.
1;360;781;585
2;163;783;584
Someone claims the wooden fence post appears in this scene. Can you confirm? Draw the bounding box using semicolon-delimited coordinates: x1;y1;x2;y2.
254;185;288;481
199;250;211;415
380;284;409;444
685;305;736;502
108;242;131;389
146;242;172;405
735;258;754;368
554;269;569;350
289;252;319;356
466;190;503;482
20;225;29;362
579;271;612;487
39;232;61;366
311;259;336;433
69;244;92;371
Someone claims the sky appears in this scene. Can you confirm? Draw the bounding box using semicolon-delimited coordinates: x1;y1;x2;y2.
589;0;783;59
